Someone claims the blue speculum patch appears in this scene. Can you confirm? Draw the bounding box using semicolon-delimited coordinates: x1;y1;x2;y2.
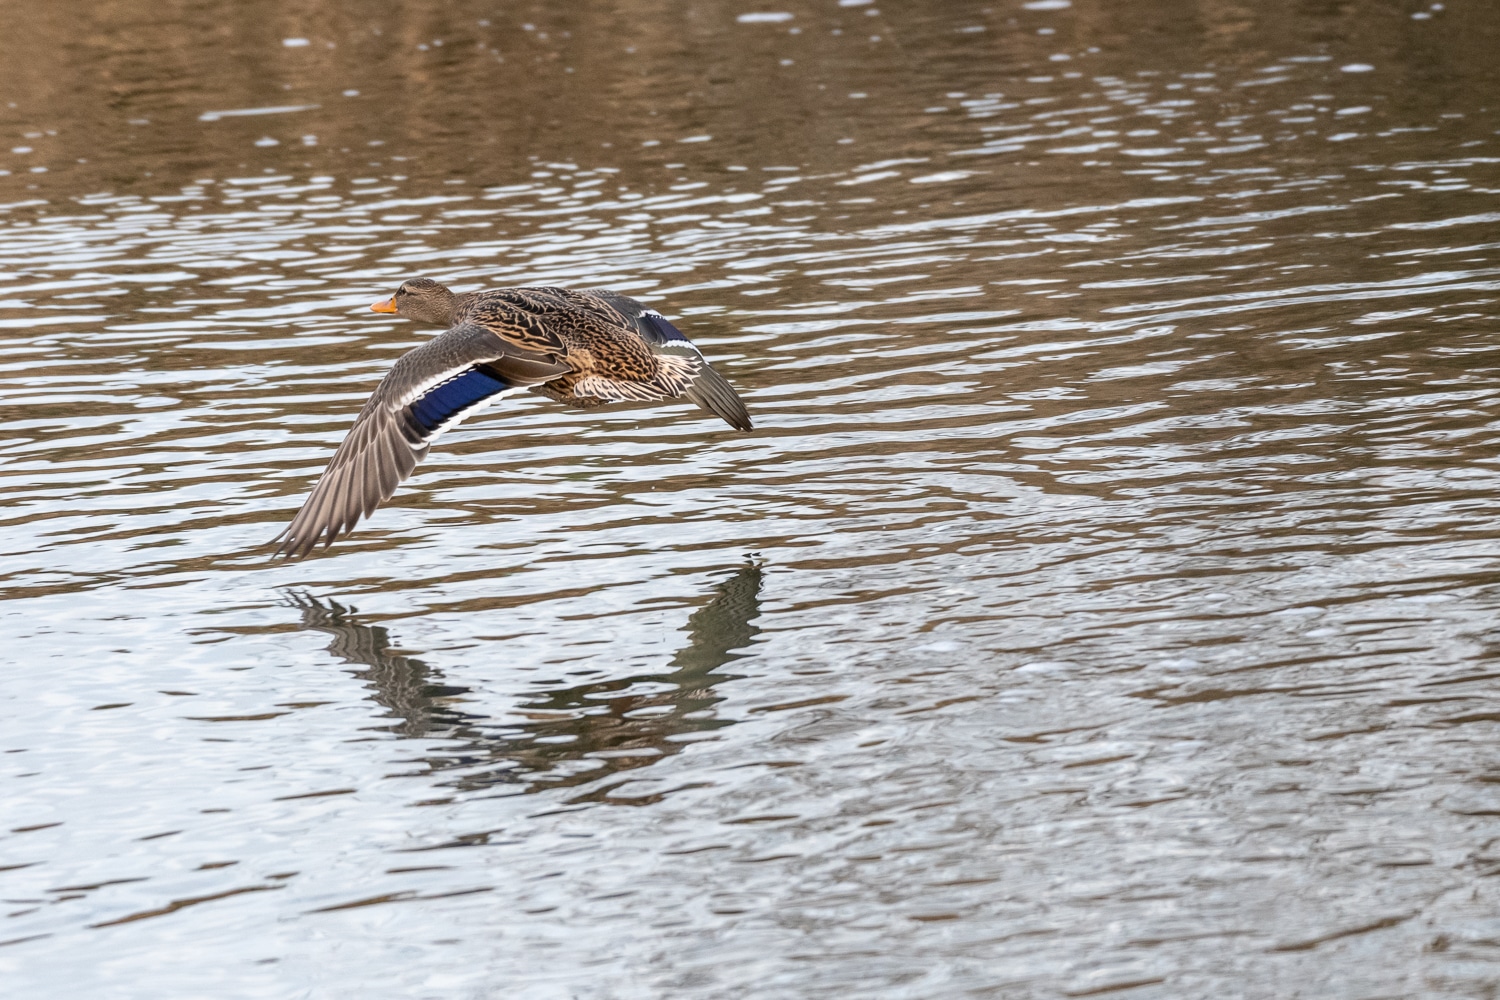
409;367;510;433
642;313;692;345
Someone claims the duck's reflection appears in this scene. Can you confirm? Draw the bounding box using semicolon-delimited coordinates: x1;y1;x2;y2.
286;562;763;800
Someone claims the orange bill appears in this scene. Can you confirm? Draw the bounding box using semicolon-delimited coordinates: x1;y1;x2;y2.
370;297;398;313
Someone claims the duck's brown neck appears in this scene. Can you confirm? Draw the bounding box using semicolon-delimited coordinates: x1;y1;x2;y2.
447;290;472;323
432;289;474;327
403;287;463;327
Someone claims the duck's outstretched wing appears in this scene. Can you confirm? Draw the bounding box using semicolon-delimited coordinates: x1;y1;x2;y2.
273;323;570;559
576;289;753;432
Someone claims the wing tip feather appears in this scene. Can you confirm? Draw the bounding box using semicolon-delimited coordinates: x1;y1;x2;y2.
684;364;753;432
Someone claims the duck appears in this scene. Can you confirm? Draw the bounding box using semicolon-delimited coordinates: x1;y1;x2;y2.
273;278;752;558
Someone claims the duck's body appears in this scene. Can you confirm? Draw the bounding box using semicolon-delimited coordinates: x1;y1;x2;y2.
273;279;751;558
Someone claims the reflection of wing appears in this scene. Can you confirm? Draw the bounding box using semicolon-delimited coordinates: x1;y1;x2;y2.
671;562;764;675
285;591;474;738
280;561;763;797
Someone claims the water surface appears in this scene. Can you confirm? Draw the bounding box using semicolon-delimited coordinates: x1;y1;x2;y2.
4;1;1500;996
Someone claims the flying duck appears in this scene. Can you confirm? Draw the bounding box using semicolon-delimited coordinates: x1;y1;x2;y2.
273;278;752;558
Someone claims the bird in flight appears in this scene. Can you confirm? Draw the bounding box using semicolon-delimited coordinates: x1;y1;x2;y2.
273;278;752;558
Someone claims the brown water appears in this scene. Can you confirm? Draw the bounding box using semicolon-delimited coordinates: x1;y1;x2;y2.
4;0;1500;995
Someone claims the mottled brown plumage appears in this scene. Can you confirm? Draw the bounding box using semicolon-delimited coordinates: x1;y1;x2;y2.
272;278;752;558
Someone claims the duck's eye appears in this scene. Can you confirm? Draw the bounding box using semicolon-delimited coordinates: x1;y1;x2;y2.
396;285;408;296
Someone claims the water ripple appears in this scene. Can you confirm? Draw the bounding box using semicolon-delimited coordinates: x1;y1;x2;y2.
4;1;1500;996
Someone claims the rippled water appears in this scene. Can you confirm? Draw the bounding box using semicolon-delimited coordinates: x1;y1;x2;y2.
5;1;1500;996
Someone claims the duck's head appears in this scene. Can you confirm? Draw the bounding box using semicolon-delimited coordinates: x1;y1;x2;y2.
370;277;456;327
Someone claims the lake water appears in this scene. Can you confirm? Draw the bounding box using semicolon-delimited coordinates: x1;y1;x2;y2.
4;1;1500;996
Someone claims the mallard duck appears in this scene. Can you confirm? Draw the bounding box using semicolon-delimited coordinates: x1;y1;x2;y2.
273;278;752;558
